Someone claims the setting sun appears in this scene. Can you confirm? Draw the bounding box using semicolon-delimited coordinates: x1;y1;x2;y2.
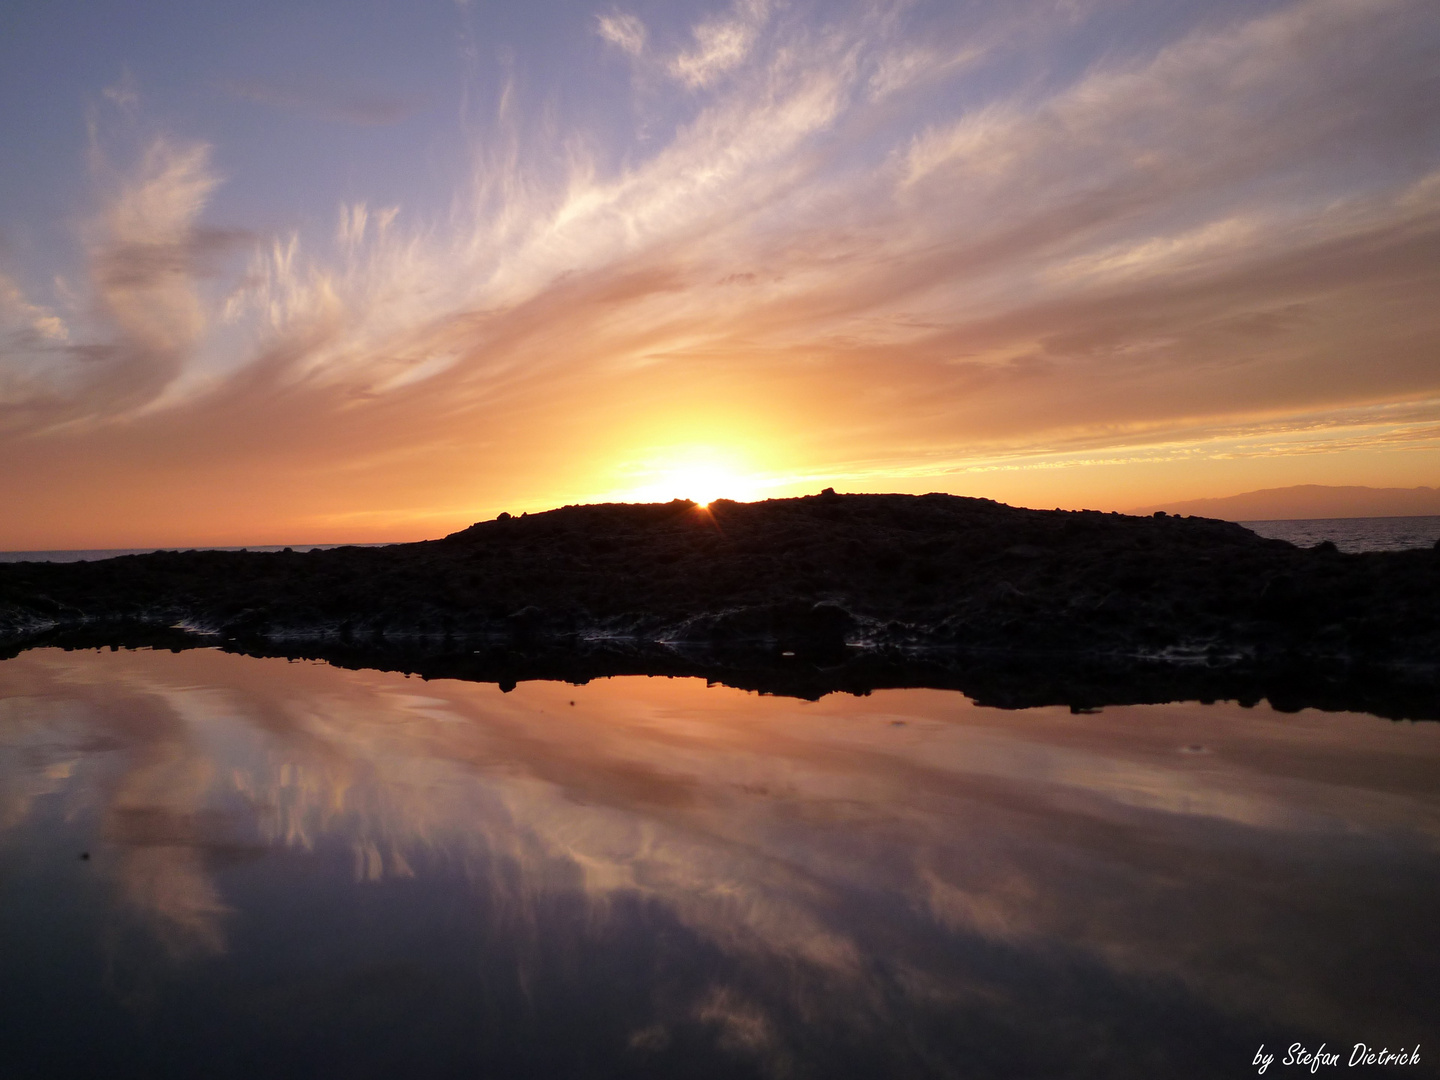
613;450;766;507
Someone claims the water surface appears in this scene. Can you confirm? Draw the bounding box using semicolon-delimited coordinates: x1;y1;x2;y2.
1241;515;1440;553
0;543;386;564
1;648;1436;1078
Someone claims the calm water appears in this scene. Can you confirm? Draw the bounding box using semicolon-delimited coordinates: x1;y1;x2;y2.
1;648;1436;1079
0;544;388;563
5;517;1438;563
1241;515;1440;553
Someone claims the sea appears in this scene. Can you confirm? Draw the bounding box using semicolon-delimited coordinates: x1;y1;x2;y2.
3;516;1438;562
1239;514;1440;553
0;542;389;563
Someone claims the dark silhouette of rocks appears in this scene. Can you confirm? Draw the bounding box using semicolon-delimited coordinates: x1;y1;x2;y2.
2;493;1437;715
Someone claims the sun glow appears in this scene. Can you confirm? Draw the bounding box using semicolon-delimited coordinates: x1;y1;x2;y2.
611;448;767;507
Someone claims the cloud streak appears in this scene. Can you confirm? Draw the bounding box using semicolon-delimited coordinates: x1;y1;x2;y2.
221;80;424;126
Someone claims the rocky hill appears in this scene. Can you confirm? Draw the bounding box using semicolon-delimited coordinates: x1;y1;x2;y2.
2;492;1438;711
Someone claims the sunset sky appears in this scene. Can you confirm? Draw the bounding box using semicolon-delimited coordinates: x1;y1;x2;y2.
2;0;1438;548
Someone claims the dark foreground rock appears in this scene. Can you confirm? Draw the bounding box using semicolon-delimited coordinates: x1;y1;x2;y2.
2;493;1438;715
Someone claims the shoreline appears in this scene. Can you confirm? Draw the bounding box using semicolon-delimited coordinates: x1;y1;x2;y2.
8;625;1439;720
3;492;1437;715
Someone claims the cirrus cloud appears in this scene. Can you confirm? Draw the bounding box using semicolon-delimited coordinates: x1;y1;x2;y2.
0;0;1438;545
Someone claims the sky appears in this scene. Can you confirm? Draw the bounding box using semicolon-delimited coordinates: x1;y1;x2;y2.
1;0;1438;548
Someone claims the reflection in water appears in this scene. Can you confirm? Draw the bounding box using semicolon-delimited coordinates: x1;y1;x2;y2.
0;647;1436;1078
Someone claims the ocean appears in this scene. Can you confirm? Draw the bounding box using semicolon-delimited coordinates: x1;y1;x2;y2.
4;516;1439;562
0;542;389;563
1239;514;1440;553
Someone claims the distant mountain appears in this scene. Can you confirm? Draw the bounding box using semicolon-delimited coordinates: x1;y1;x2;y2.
1131;484;1440;521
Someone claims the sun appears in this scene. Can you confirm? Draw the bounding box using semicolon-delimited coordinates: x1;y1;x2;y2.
659;462;755;507
615;449;765;507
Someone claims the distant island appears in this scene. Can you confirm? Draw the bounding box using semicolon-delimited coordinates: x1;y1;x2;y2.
1;492;1437;716
1132;484;1440;521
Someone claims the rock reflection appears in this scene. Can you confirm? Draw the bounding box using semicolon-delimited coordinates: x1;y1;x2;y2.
0;646;1437;1077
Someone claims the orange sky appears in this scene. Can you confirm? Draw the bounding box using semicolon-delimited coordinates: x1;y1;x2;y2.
2;0;1439;548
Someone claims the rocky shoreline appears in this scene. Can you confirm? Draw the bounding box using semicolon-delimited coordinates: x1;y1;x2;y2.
3;492;1438;715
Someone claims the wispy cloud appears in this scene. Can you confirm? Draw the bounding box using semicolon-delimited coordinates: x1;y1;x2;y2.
0;274;68;345
102;68;141;115
596;10;647;56
1;0;1438;543
668;0;771;88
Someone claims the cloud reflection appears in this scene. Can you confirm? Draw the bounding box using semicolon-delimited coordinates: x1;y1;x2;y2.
0;645;1437;1059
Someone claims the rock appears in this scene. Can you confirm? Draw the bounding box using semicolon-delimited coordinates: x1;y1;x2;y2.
800;601;856;647
1;492;1436;684
505;606;548;643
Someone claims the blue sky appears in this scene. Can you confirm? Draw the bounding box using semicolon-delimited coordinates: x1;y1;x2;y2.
2;0;1438;545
